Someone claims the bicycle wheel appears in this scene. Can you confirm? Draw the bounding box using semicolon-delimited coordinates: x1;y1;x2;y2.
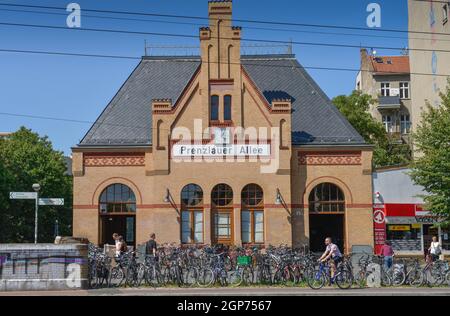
307;269;326;290
183;267;198;287
354;270;368;288
197;268;214;287
228;269;243;287
88;266;98;289
409;269;425;287
335;270;353;290
146;265;163;287
125;266;139;287
446;271;450;287
381;272;392;287
135;263;146;287
109;266;125;287
241;266;254;286
391;269;406;287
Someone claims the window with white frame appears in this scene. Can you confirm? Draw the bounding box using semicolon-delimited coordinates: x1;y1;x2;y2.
381;82;390;97
382;115;393;133
400;114;411;135
399;82;410;99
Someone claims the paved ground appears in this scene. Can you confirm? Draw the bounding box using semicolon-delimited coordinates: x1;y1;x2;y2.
1;287;450;296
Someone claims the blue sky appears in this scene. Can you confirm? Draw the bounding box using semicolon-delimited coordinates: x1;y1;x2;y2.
0;0;409;154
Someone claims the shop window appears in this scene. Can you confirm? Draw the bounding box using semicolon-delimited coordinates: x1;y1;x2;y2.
210;95;219;121
224;95;232;121
99;183;136;213
241;184;264;244
308;183;345;213
181;184;204;244
387;224;422;252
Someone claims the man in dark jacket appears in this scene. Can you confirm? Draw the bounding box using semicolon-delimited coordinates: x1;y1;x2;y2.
146;233;158;256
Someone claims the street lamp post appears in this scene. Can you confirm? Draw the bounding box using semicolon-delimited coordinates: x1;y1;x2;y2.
32;183;41;244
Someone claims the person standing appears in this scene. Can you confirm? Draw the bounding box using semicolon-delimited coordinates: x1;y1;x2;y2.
379;241;395;270
146;233;158;257
429;236;442;262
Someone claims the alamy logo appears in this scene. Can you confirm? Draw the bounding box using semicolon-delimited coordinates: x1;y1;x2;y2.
66;3;81;28
367;3;381;28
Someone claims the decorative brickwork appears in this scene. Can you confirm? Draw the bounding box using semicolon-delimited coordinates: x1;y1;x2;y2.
298;152;362;166
84;153;145;167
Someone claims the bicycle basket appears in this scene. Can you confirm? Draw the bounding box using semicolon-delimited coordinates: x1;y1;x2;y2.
237;256;252;266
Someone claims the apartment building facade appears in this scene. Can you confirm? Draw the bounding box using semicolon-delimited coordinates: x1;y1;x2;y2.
356;49;412;143
408;0;450;133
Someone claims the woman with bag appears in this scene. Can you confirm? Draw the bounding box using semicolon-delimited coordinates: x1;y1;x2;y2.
429;236;442;262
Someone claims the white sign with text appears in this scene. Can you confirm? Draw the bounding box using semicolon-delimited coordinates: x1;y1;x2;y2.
172;144;271;158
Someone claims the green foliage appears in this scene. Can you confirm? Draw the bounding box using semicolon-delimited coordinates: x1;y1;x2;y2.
411;81;450;223
332;91;411;168
0;127;72;243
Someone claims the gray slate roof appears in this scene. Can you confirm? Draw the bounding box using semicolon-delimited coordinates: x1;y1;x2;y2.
79;54;364;147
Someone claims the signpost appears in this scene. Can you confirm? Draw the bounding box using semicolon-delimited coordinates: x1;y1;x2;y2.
9;192;37;200
10;191;64;244
39;198;64;206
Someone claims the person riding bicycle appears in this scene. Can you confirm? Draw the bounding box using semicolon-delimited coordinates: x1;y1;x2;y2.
318;237;342;278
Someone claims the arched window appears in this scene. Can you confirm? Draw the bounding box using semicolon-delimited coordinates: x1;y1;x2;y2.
181;184;203;207
241;184;263;207
212;184;234;244
181;184;204;244
99;183;136;213
241;184;264;244
210;95;219;121
309;183;345;213
212;184;233;207
224;95;232;121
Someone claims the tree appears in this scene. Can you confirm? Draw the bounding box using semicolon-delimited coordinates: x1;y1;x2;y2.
0;127;72;243
332;91;411;168
411;81;450;223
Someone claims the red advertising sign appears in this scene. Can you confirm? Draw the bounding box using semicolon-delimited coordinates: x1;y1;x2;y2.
373;207;386;254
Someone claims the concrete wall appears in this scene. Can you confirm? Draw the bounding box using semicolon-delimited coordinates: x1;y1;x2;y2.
0;244;88;291
372;167;426;204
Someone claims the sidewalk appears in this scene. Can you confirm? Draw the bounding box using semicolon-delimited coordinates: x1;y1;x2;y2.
1;287;450;296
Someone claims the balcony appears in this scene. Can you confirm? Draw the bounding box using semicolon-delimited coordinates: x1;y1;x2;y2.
377;96;401;110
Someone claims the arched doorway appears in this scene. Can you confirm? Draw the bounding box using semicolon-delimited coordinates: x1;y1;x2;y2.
308;183;345;253
211;184;234;245
99;183;136;247
241;184;264;245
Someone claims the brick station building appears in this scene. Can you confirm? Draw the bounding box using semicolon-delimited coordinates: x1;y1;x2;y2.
72;0;374;253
